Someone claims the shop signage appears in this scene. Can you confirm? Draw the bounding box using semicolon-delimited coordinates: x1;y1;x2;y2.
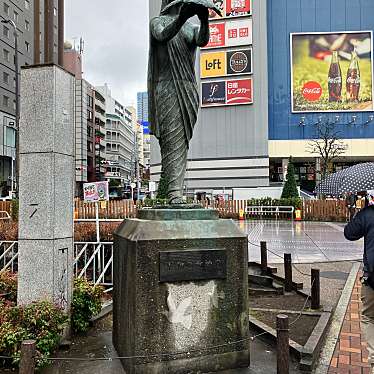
201;48;252;78
83;181;109;203
208;0;252;19
226;0;251;17
206;22;225;48
201;78;253;107
226;78;253;105
200;51;226;78
205;18;252;49
201;80;226;106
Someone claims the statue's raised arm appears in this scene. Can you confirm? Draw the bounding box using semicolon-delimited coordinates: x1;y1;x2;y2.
148;0;220;204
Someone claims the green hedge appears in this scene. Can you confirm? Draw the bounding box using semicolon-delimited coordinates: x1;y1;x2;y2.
247;197;302;210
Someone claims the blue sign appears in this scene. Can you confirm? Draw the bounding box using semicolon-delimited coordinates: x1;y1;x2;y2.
141;121;150;134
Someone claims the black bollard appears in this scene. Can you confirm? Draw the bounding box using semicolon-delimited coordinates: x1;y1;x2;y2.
284;253;293;292
311;269;321;310
260;241;268;275
277;314;290;374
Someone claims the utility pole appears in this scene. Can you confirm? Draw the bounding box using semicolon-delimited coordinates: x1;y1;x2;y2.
2;19;19;198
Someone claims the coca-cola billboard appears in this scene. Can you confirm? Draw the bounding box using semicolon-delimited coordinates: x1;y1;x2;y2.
291;31;373;113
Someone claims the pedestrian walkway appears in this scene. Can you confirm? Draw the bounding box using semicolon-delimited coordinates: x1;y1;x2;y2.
329;275;371;373
241;220;363;264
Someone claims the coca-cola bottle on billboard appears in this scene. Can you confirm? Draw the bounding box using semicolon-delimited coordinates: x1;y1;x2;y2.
346;50;361;102
328;51;342;102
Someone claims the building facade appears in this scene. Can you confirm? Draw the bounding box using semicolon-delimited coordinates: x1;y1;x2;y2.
149;0;374;198
267;0;374;193
96;85;135;186
63;45;108;195
0;0;64;195
137;91;148;123
94;89;106;181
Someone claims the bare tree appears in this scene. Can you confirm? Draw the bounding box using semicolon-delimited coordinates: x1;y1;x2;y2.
306;120;348;179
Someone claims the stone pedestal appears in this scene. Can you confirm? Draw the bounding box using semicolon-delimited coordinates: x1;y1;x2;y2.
17;64;75;312
113;208;249;374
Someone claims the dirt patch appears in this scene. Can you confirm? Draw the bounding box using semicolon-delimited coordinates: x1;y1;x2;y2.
249;293;310;311
250;310;319;346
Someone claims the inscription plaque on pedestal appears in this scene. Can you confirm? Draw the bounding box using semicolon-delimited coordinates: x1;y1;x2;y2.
159;249;227;283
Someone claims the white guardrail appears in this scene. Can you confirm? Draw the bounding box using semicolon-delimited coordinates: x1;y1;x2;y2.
0;241;115;293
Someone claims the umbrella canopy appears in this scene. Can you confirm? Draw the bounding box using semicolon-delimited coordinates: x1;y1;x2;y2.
315;162;374;196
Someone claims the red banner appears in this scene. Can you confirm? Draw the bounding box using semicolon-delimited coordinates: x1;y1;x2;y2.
206;23;225;48
226;78;253;105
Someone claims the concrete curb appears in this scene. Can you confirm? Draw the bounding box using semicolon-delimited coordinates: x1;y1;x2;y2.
313;262;361;374
91;300;113;323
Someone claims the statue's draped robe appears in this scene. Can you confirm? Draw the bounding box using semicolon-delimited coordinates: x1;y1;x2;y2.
148;16;199;201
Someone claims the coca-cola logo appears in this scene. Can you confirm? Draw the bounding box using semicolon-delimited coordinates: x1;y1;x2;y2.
347;76;361;84
302;81;323;102
328;77;342;84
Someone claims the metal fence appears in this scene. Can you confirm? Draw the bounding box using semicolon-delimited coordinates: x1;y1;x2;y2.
0;241;115;292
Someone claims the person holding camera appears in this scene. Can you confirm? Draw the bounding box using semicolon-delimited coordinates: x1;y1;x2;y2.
344;198;374;369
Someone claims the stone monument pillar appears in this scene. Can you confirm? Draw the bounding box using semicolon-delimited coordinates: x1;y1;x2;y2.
113;208;250;373
17;64;75;313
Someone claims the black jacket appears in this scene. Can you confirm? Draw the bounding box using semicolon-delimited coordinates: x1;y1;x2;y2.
344;206;374;274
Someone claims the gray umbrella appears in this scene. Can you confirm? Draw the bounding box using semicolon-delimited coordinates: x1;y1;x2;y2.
315;162;374;196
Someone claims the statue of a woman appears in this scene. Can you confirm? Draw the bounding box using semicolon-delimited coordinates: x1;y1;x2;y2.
148;0;217;204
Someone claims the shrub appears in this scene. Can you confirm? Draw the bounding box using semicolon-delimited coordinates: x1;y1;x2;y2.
247;197;302;210
0;221;18;241
10;200;19;221
281;157;299;199
143;198;168;207
156;174;168;199
74;222;121;242
0;301;67;368
71;278;104;333
0;271;17;303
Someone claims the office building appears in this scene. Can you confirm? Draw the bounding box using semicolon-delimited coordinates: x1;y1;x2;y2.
149;0;374;198
137;91;148;123
96;84;135;186
94;89;106;181
63;43;107;194
0;0;64;194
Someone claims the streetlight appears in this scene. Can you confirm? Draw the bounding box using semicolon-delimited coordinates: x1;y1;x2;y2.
1;19;19;198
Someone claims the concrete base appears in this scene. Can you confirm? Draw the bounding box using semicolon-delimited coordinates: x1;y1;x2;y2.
113;208;250;374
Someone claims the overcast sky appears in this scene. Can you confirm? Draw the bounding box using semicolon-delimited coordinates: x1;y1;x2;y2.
65;0;149;107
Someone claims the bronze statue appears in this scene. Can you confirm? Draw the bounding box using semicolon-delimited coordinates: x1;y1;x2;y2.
148;0;221;204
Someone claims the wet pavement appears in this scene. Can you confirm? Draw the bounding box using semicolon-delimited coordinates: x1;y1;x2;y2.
41;315;301;374
238;220;363;264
